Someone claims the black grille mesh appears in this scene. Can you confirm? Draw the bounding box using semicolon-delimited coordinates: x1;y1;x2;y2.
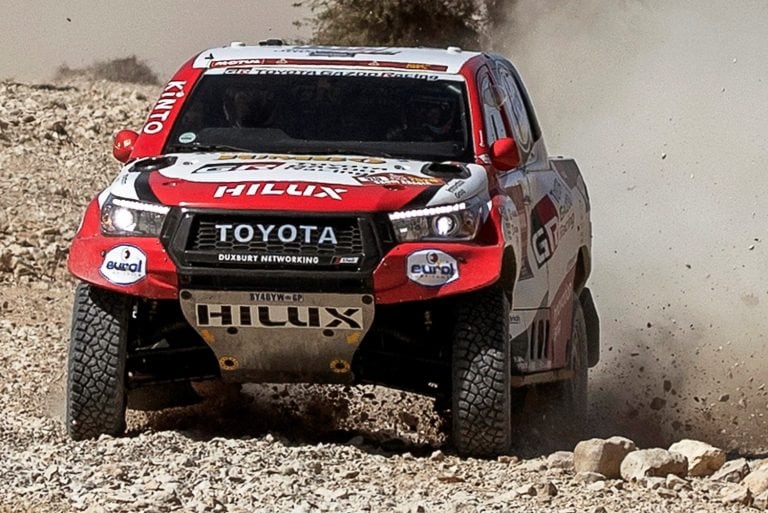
189;217;363;256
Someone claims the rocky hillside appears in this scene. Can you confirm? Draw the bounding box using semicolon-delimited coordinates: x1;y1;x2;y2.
0;78;766;512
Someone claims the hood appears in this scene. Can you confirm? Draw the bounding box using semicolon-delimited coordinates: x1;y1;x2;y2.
106;153;489;213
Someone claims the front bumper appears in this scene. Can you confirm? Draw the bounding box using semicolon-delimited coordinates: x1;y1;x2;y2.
68;201;505;303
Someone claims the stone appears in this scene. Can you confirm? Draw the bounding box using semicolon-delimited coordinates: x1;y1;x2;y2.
744;468;768;495
574;437;636;479
641;477;666;490
754;490;768;511
574;471;606;484
429;450;446;462
711;458;751;483
657;488;678;499
720;484;752;506
515;484;536;497
668;439;726;477
587;481;608;492
535;481;558;497
619;448;688;481
547;451;574;470
665;474;691;491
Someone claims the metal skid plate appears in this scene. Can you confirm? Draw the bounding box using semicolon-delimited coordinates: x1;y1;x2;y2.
179;289;375;383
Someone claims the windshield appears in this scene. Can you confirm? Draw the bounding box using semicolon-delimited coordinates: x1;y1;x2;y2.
165;71;473;162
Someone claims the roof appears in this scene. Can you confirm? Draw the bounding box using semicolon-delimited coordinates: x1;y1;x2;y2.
192;43;482;75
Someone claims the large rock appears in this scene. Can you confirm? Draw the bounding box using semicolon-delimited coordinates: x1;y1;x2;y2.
619;448;688;481
721;484;753;506
573;437;637;479
546;451;574;470
744;468;768;496
754;490;768;511
711;458;751;483
668;439;726;477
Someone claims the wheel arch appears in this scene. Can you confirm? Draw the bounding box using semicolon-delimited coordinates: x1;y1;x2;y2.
573;245;592;294
497;245;518;293
573;245;600;368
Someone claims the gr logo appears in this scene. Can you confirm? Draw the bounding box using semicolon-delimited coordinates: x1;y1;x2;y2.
196;304;362;329
531;195;559;267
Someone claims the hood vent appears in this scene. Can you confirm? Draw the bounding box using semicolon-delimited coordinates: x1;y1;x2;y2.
421;162;471;180
129;156;177;173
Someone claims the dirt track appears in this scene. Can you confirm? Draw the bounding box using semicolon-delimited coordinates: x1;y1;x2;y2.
0;62;767;510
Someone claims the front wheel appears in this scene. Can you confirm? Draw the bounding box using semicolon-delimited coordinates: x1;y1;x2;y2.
451;288;513;457
66;283;131;440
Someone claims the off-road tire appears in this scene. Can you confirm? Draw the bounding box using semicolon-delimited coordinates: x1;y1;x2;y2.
66;283;131;440
451;287;511;457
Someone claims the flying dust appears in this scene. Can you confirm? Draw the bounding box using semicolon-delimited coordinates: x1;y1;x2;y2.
497;0;768;453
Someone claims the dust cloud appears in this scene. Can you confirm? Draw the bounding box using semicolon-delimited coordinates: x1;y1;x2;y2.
495;0;768;453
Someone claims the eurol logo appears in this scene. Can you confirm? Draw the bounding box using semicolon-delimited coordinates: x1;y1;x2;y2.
100;245;147;285
406;250;459;287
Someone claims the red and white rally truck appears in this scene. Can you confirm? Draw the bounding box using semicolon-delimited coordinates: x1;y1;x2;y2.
67;42;599;457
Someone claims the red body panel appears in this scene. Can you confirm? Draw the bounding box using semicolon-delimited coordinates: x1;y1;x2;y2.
68;200;179;299
147;172;433;213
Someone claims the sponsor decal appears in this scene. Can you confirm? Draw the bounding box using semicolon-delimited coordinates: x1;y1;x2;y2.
196;304;363;329
241;68;439;80
334;256;360;265
356;173;443;186
406;249;459;287
558;213;575;239
100;245;147;285
210;59;263;68
549;268;576;362
214;223;337;244
531;195;559;267
213;183;347;200
446;179;469;200
218;254;320;265
550;178;573;217
217;154;387;164
223;68;254;75
193;162;283;173
196;160;379;176
281;162;378;175
504;183;534;280
250;292;304;303
178;132;196;144
278;45;400;56
142;81;186;135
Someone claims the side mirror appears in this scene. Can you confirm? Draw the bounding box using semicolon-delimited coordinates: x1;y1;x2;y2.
113;129;138;163
489;137;520;171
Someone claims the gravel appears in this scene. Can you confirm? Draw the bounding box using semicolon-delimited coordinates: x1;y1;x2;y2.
0;78;764;512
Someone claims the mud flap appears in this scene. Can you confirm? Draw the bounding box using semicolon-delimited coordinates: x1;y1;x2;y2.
579;287;600;368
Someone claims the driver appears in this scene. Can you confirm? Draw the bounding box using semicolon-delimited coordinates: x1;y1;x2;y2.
416;104;453;141
223;88;274;128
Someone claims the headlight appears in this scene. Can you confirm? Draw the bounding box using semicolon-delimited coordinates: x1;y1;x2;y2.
389;198;487;242
100;197;170;236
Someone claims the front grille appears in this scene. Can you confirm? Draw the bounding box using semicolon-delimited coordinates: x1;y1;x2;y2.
190;217;363;256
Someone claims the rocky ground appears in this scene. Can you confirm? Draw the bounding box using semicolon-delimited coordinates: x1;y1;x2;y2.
1;78;767;512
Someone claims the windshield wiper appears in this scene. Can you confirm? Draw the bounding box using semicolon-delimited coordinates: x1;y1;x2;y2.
312;148;394;159
173;142;252;153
